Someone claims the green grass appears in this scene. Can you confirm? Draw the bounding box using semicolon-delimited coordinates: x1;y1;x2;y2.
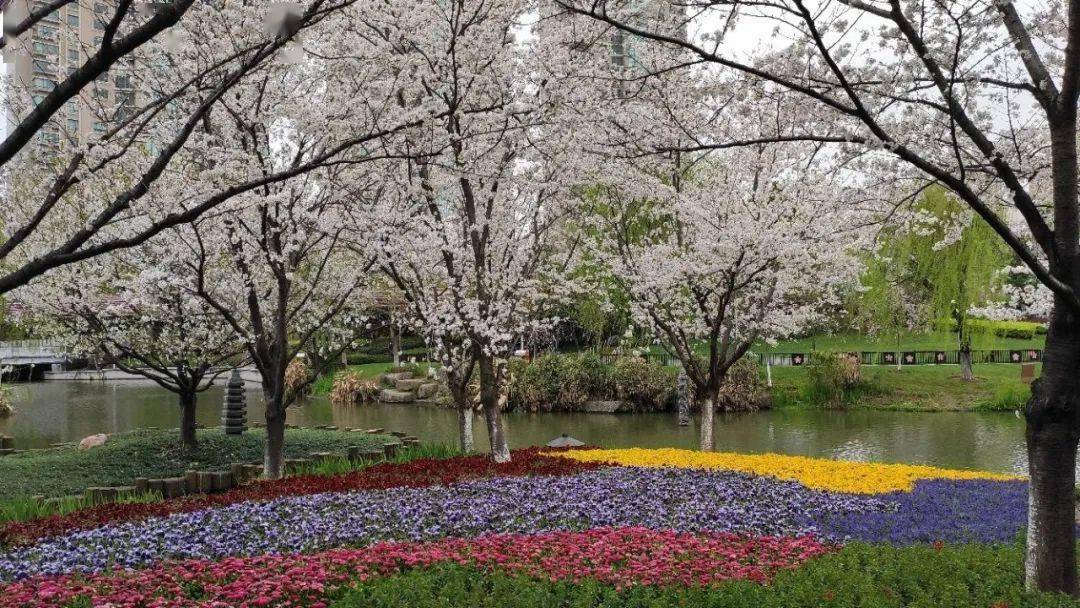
0;427;394;499
769;363;1036;411
0;491;163;525
331;542;1080;608
312;362;436;395
292;442;464;477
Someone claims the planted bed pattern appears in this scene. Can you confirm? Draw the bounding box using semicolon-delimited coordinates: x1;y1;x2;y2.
0;448;1033;607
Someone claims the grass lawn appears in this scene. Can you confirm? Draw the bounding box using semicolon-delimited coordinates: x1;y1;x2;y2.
769;363;1035;411
0;428;393;499
312;362;435;395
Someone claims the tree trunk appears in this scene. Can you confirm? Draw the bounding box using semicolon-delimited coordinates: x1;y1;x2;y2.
699;395;715;451
958;346;974;382
478;355;510;463
263;386;287;479
391;326;401;367
179;390;198;449
1024;306;1080;594
458;407;474;452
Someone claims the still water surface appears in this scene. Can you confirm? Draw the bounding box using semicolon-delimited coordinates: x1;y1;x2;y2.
0;381;1028;473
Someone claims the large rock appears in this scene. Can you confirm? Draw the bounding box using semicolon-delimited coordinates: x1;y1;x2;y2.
379;389;416;404
416;383;440;399
583;400;628;414
381;372;413;384
395;378;425;391
78;433;109;450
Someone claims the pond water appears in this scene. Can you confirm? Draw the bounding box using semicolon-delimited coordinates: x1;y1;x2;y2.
0;381;1029;474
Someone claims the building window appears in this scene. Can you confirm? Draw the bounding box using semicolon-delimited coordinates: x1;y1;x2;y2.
33;41;59;55
66;101;78;115
93;121;106;133
68;49;79;62
94;17;106;31
67;118;79;131
114;74;131;89
67;13;79;27
32;76;57;91
32;59;55;74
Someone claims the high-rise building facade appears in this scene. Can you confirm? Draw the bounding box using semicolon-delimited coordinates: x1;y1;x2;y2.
1;0;137;149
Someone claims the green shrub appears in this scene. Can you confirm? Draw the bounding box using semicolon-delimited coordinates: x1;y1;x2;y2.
611;357;674;411
331;543;1080;608
805;352;864;407
716;358;770;411
507;353;673;412
938;318;1048;340
976;383;1031;412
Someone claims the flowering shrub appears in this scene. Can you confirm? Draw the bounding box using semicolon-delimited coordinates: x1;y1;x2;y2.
0;528;832;607
547;448;1020;493
0;449;602;546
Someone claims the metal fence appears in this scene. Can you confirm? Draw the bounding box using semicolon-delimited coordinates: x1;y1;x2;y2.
755;349;1043;367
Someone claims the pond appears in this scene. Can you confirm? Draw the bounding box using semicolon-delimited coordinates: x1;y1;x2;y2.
0;380;1028;474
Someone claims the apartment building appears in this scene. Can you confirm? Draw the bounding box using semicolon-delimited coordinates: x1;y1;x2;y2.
1;0;137;149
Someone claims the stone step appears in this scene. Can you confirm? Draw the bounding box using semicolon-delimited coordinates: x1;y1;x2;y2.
395;378;425;391
379;389;416;403
416;383;440;399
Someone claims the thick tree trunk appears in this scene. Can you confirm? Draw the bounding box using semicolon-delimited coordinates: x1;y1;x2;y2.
263;386;287;479
179;390;198;449
458;407;474;453
478;355;510;463
1024;306;1080;594
699;395;715;451
958;346;974;382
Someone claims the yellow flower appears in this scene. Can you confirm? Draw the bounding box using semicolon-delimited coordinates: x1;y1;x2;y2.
545;448;1020;494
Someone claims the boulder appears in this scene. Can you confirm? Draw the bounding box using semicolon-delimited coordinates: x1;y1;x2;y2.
583;400;628;414
78;433;109;450
381;372;413;384
395;378;426;391
416;383;440;399
379;389;416;404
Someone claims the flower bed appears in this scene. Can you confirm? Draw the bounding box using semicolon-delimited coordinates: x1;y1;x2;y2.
548;447;1019;493
0;528;833;608
0;447;1049;607
0;448;600;546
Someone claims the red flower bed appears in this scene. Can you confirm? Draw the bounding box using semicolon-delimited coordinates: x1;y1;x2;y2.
0;528;834;607
0;448;605;546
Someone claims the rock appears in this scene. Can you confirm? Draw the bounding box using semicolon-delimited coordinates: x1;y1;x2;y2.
379;389;416;403
583;400;628;414
365;428;385;434
77;433;109;450
395;378;425;391
381;372;413;384
416;383;440;399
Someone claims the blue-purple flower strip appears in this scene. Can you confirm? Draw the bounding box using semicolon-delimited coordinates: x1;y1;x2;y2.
0;467;887;581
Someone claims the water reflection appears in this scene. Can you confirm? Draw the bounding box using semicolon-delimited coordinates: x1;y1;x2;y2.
1;381;1031;473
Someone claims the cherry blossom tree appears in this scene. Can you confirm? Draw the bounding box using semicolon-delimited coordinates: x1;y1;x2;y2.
555;0;1080;592
587;144;860;450
0;0;404;297
14;237;243;449
357;0;578;462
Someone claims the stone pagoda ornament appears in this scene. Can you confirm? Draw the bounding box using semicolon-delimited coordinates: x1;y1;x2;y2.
676;369;690;426
222;369;247;435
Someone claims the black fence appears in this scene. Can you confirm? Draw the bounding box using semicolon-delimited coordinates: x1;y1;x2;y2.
755;349;1043;367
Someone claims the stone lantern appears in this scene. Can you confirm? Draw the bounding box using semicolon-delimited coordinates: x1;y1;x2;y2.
676;369;690;426
221;369;247;435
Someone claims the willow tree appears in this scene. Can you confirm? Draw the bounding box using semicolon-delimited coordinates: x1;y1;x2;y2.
857;189;1011;379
